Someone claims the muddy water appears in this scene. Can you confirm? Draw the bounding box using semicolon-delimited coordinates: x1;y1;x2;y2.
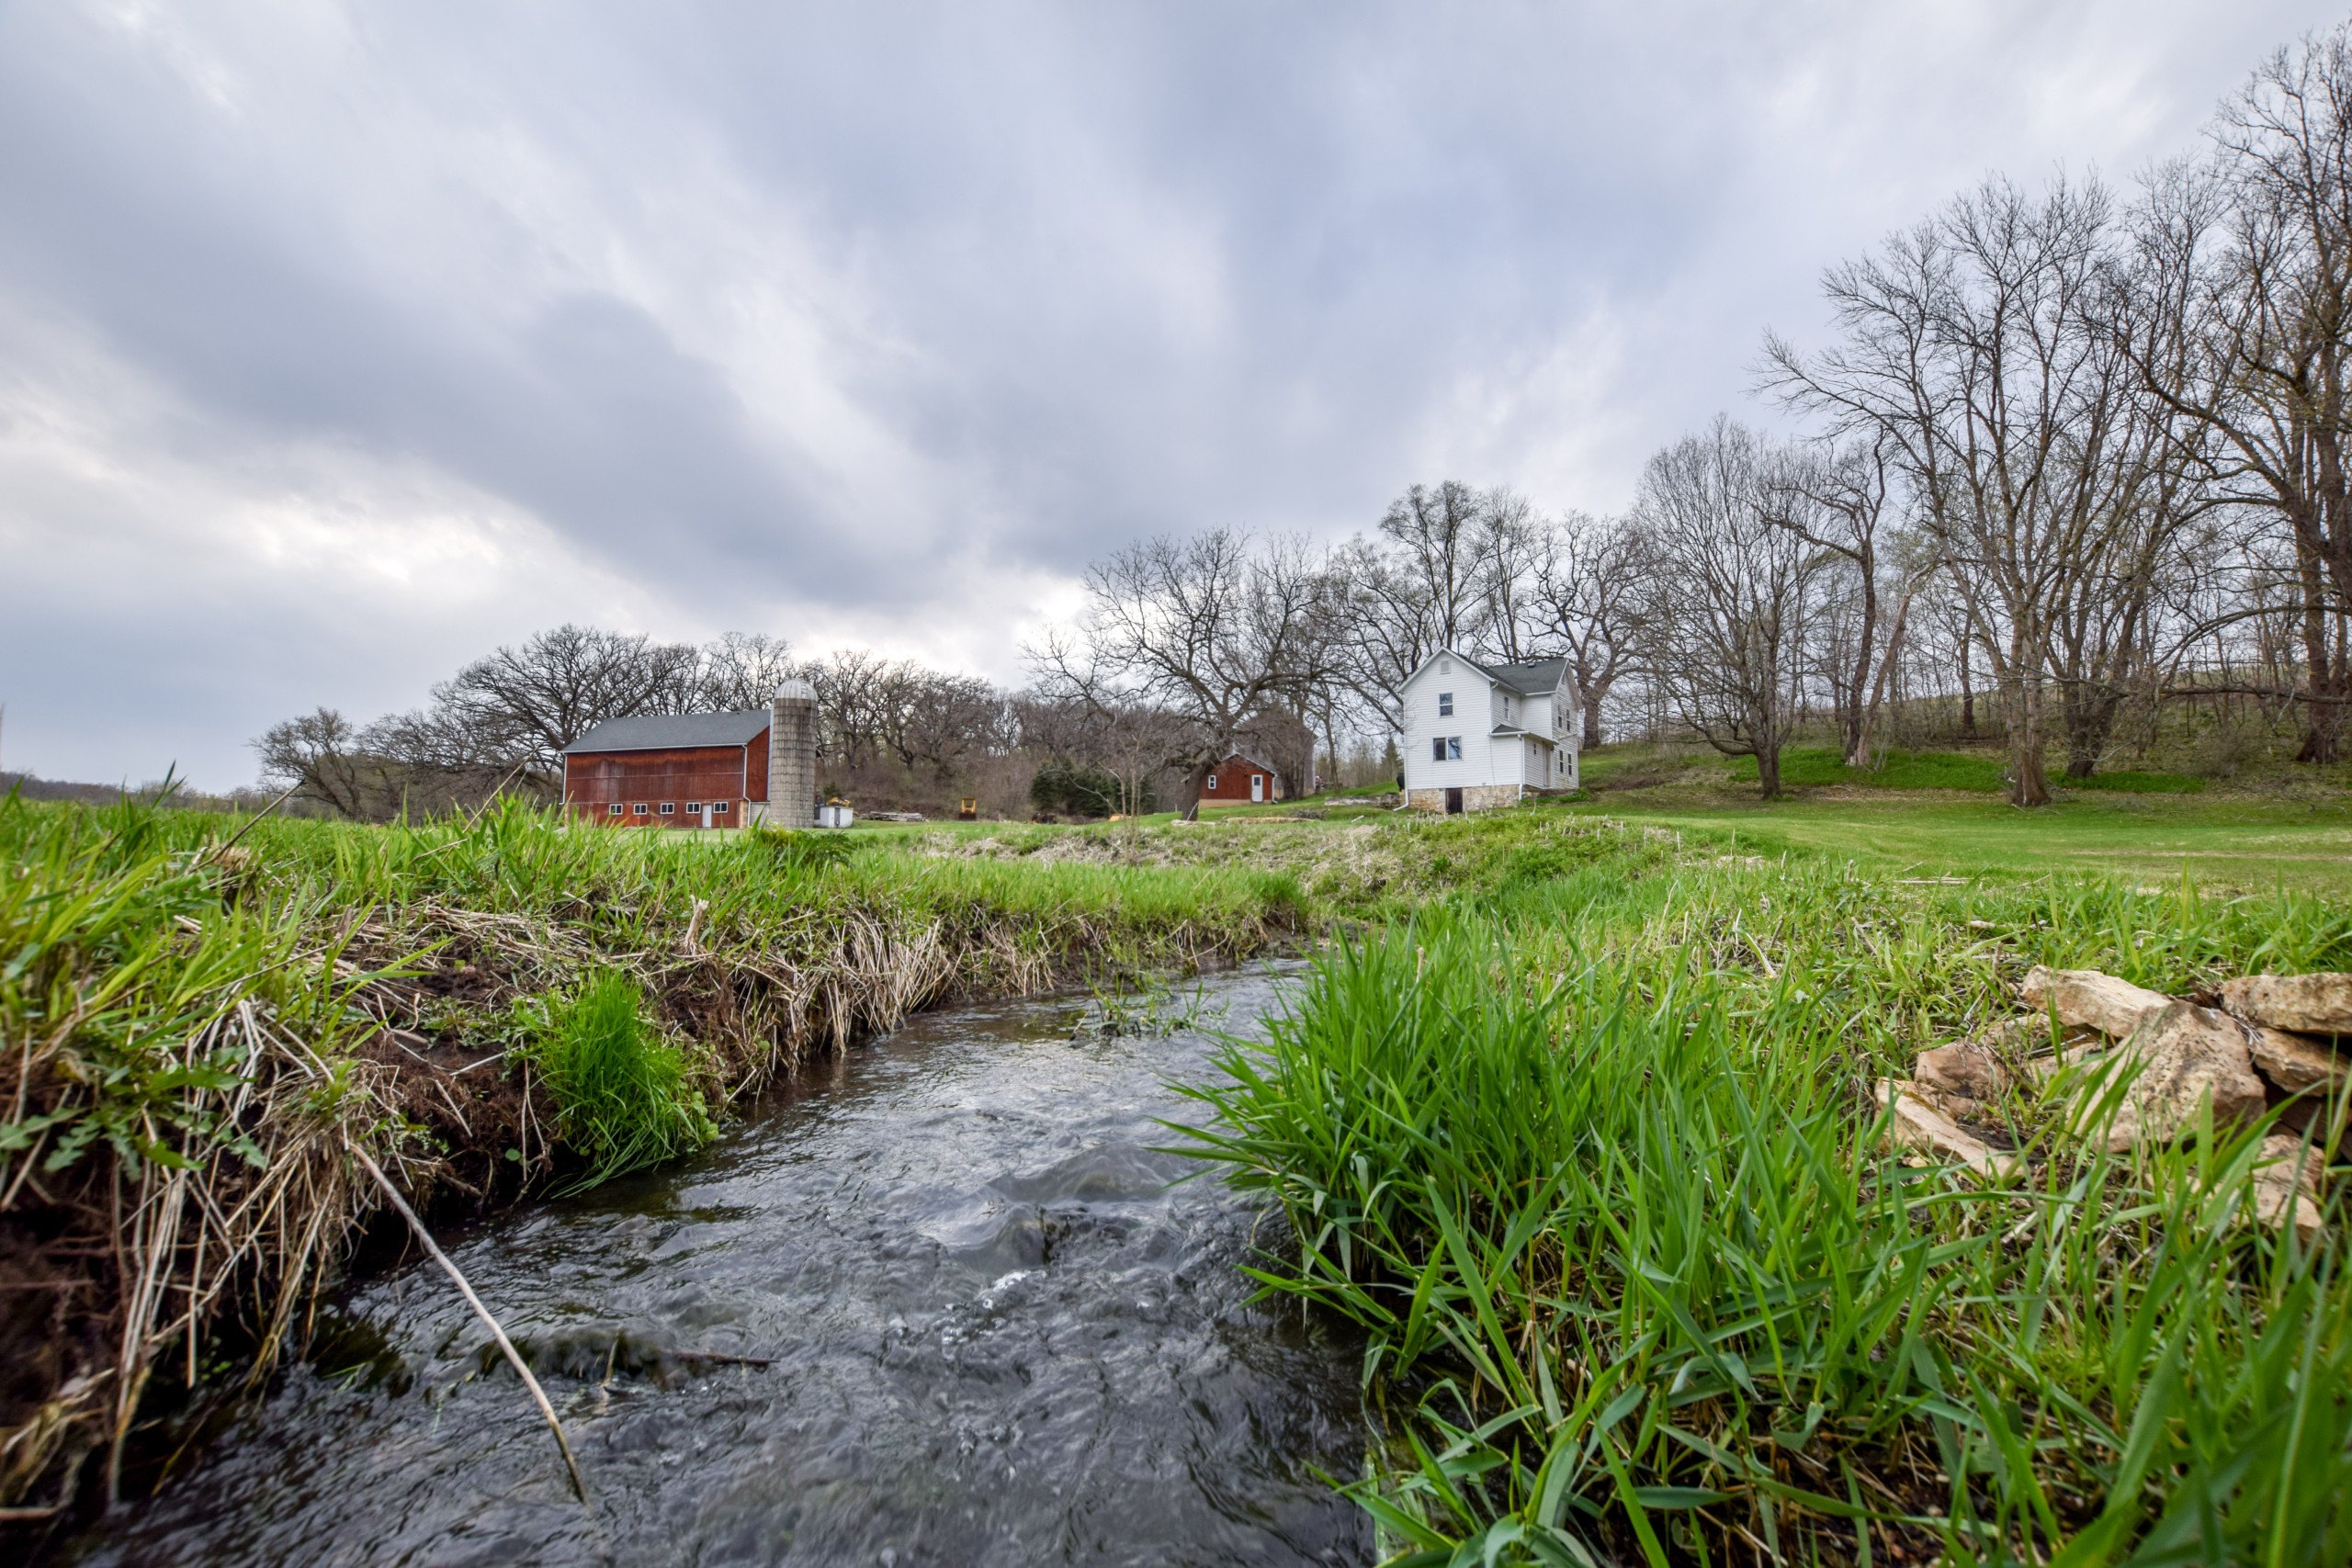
71;967;1371;1567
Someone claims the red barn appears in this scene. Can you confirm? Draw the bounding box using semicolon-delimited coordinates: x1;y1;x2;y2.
561;710;772;829
1199;750;1283;807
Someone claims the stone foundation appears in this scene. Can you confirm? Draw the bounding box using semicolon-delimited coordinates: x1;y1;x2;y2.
1405;784;1522;815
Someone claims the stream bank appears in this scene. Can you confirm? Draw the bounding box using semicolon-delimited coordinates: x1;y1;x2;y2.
56;967;1373;1567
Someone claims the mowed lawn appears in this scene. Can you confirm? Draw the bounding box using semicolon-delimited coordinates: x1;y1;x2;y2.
1565;787;2352;893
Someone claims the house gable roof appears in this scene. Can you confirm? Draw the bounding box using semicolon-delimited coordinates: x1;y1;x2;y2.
1471;657;1568;696
1402;649;1568;698
561;709;772;755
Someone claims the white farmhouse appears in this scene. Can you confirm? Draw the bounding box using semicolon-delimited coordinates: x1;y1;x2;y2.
1399;650;1580;814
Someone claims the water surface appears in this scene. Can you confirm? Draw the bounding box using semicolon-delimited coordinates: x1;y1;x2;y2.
73;967;1371;1567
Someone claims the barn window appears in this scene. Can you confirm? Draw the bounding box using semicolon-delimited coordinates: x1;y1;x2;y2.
686;802;703;813
713;801;729;814
1430;738;1446;762
607;802;623;816
1438;692;1453;716
1205;774;1217;789
632;803;649;816
660;802;675;815
1447;737;1463;760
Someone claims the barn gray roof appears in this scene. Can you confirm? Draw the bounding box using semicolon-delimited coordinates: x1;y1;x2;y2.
561;709;772;755
1470;657;1568;696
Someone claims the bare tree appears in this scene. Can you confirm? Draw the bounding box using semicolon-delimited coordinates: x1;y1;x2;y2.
254;708;370;818
435;624;699;773
1764;174;2165;805
2117;28;2352;759
1636;418;1819;797
875;667;1007;780
1329;481;1534;732
805;649;895;774
1379;481;1487;652
1031;530;1346;817
1762;441;1929;766
694;632;799;711
1530;511;1650;748
1330;535;1440;730
1472;488;1545;661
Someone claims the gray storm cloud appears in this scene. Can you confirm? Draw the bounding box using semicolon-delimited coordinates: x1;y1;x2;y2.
0;0;2334;785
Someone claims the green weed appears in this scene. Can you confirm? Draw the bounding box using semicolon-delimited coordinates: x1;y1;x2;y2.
516;970;715;1192
1077;972;1221;1037
1178;878;2352;1563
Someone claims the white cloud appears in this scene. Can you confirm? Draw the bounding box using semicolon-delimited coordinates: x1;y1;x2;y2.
0;0;2337;785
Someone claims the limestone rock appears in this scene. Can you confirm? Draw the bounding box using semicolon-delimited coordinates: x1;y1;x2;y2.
1916;1040;2010;1108
2250;1134;2326;1247
2275;1090;2349;1146
1876;1078;2021;1179
2245;1025;2349;1096
2084;1002;2267;1153
1974;1013;2072;1055
2222;973;2352;1036
2018;967;2172;1040
2025;1043;2105;1083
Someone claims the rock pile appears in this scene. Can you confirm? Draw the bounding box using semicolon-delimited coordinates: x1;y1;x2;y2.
1878;967;2346;1244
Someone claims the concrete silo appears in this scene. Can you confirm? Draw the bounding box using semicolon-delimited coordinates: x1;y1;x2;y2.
768;677;819;828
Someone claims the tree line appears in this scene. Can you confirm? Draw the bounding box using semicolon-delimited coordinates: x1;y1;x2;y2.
1038;23;2352;807
255;621;1295;820
262;24;2352;817
257;628;1025;819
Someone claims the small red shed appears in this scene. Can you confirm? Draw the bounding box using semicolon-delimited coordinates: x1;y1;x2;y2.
561;710;772;829
1199;750;1282;807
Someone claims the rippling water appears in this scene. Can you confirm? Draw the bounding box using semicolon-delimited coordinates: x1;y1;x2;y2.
68;966;1372;1567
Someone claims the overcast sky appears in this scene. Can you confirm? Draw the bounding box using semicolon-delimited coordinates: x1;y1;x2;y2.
1;1;2338;788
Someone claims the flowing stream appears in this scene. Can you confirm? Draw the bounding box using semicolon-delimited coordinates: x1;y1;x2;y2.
67;965;1373;1567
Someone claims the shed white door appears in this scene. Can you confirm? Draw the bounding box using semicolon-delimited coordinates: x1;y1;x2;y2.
1250;773;1264;802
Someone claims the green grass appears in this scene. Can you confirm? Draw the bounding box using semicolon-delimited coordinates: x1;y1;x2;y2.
1562;791;2352;895
516;970;715;1192
1712;746;2205;795
1727;745;2015;791
1176;843;2352;1564
0;793;1317;1206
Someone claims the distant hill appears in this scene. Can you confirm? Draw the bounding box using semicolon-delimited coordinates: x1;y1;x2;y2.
1;772;294;813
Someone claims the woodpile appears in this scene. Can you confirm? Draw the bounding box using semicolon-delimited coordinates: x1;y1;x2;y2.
1879;966;2347;1244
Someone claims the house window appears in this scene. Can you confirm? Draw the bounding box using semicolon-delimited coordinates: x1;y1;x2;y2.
713;801;729;814
632;803;649;816
1447;737;1463;761
1438;692;1453;716
660;802;676;815
1431;738;1446;762
685;802;703;814
607;802;623;816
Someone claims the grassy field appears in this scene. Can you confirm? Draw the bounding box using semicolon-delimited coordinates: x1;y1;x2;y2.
10;777;2352;1559
1171;815;2352;1565
1167;739;2352;895
1571;739;2352;893
1565;792;2352;894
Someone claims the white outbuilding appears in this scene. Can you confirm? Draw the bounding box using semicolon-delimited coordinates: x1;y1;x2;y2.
1399;650;1580;814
